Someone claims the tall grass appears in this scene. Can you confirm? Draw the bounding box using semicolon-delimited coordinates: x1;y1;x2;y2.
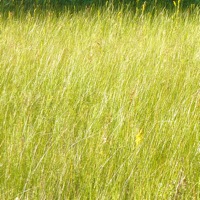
0;6;200;199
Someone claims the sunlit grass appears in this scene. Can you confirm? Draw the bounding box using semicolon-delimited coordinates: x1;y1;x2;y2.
0;6;200;199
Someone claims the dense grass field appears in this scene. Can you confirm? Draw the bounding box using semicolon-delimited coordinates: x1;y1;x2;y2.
0;5;200;199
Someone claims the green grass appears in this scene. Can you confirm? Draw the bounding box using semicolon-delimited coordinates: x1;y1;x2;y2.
0;6;200;199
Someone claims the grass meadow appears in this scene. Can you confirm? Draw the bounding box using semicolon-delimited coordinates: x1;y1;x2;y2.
0;4;200;199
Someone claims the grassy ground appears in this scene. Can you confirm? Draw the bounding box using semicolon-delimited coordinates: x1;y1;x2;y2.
0;5;200;199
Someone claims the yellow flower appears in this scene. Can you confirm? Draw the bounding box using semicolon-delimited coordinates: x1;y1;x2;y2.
135;129;143;146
